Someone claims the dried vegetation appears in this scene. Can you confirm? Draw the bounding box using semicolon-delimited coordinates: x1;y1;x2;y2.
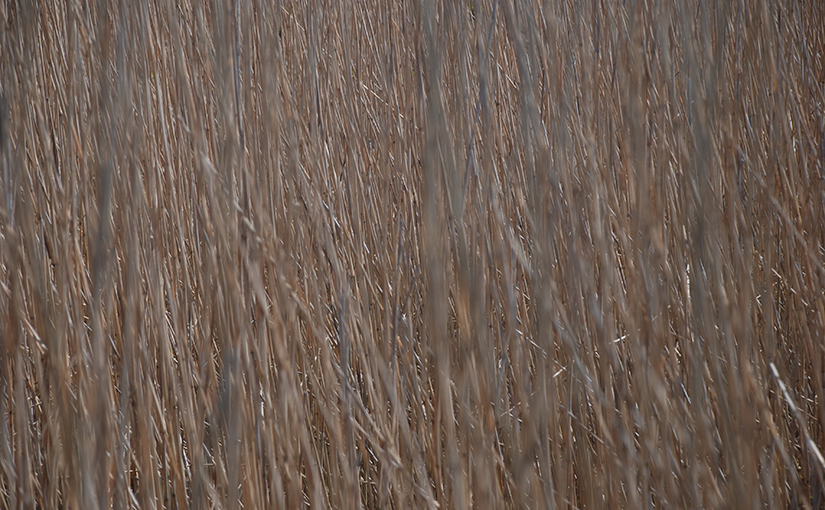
1;0;825;508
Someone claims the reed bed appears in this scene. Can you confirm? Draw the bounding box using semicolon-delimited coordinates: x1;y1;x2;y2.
1;0;824;508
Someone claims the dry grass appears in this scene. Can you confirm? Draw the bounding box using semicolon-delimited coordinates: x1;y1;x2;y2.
1;0;824;508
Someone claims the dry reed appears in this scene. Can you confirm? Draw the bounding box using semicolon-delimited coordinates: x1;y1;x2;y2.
1;0;824;508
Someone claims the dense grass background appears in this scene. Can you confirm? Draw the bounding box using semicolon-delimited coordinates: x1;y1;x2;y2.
1;0;824;508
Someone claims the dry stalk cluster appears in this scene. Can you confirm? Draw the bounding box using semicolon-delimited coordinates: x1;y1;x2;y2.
1;0;824;508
